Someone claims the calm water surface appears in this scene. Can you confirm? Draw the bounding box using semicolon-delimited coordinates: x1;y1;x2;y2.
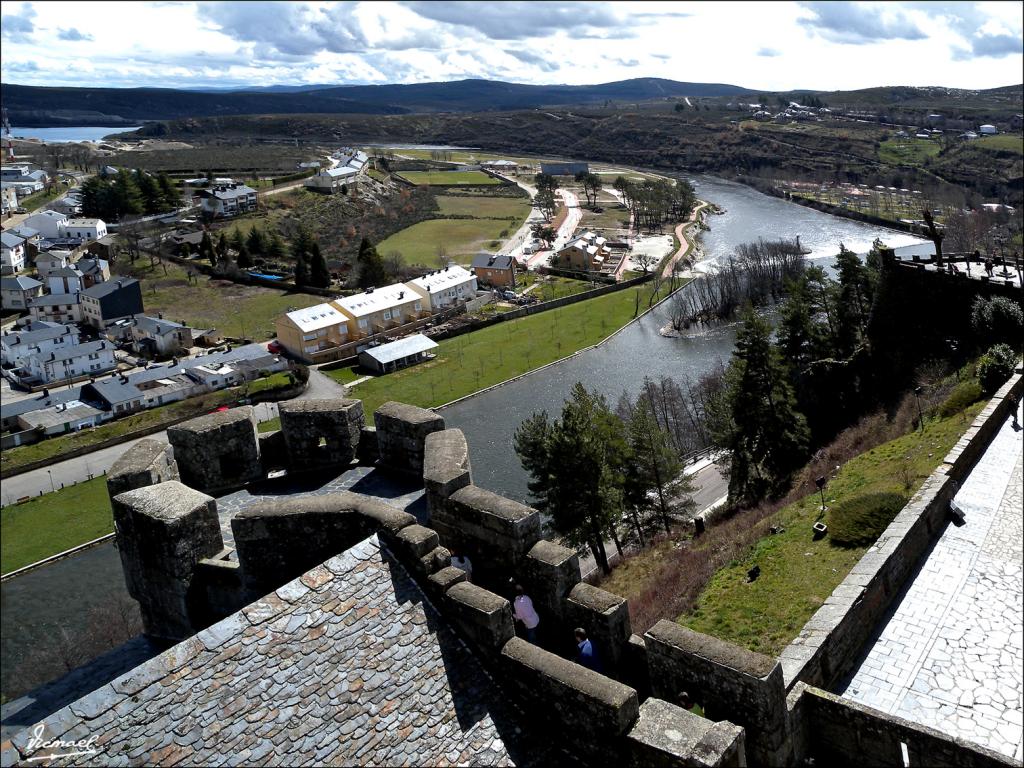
10;126;141;143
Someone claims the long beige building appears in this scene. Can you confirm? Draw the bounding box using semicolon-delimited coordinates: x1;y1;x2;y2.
275;303;350;362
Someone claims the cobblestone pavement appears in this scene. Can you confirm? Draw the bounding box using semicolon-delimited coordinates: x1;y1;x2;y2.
841;404;1024;761
7;537;551;767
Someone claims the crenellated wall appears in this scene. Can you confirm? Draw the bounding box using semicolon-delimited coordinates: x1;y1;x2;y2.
104;390;1020;768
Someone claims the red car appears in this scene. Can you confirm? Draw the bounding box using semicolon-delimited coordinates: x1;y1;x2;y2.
267;340;283;354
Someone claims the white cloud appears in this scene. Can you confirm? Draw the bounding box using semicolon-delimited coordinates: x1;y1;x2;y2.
0;1;1020;91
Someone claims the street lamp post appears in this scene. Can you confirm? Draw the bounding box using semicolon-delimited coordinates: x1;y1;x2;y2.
47;469;55;493
815;475;828;514
914;386;924;432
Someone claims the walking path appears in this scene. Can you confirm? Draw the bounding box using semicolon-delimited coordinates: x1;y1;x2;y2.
0;370;346;507
660;202;709;279
840;401;1024;761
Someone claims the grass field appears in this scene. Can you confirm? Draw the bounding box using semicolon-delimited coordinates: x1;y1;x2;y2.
435;195;531;219
1;477;112;575
397;171;502;186
678;400;986;656
18;185;63;212
579;204;631;230
114;260;322;341
877;137;942;165
373;148;540;166
975;134;1024;154
377;218;515;264
335;279;672;418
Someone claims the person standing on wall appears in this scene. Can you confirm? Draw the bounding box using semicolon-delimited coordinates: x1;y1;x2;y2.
513;583;540;643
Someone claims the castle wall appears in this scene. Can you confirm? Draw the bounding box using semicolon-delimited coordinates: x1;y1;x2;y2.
166;406;262;494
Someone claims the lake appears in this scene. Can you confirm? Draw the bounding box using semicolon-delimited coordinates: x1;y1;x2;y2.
9;126;141;143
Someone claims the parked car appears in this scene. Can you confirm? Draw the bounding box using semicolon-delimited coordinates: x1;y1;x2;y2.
502;290;517;301
267;340;283;354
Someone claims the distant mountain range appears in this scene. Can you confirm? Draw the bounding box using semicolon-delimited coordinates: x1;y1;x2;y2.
0;77;752;126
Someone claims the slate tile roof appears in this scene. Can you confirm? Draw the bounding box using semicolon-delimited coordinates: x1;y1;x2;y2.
7;536;543;767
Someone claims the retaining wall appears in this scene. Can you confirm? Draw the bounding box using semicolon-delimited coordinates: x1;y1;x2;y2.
779;370;1024;690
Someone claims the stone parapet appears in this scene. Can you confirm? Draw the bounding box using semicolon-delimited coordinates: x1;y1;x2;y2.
422;428;472;522
501;636;640;763
566;582;633;679
279;398;364;471
435;484;541;587
645;620;789;766
374;401;445;476
166;406;262;495
111;481;222;642
445;581;515;653
522;540;581;625
105;438;179;499
625;697;747;768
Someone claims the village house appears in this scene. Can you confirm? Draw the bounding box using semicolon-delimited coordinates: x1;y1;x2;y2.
1;164;47;184
81;377;146;416
199;184;258;218
76;257;111;288
86;233;120;261
50;195;83;215
1;231;27;273
0;275;44;310
26;292;82;323
45;265;85;295
63;218;109;243
22;210;69;239
16;399;106;436
480;159;520;174
406;265;478;311
358;334;438;374
34;250;71;279
1;185;18;216
127;315;194;357
540;161;589;176
554;231;608;272
470;253;517;288
80;278;144;328
979;124;998;135
304;166;359;194
275;303;351;363
26;339;117;385
334;284;425;340
1;321;79;369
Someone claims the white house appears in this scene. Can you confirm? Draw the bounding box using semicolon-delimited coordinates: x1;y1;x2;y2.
128;315;194;357
17;400;106;436
27;339;116;385
23;210;69;239
199;184;258;218
406;265;478;311
27;292;82;324
45;266;85;295
979;124;998;135
1;231;27;273
1;186;17;216
1;321;79;368
333;284;425;340
62;218;108;243
35;250;71;279
0;275;43;310
304;166;358;194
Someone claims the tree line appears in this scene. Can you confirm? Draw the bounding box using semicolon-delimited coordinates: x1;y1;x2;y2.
514;382;697;575
613;176;697;231
80;169;181;221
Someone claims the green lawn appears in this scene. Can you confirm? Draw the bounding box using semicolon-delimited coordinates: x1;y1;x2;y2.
377;218;516;265
18;185;63;212
336;280;672;418
397;171;502;186
1;477;112;575
878;137;941;165
680;400;986;656
435;195;531;219
115;260;322;341
975;134;1024;154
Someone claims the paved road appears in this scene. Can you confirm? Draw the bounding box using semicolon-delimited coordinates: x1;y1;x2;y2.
524;188;582;270
0;369;346;507
577;458;729;579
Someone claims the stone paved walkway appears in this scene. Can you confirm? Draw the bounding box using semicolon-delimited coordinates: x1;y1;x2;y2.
840;402;1024;761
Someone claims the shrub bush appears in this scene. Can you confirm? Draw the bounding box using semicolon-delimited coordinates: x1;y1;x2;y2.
971;296;1024;346
827;492;908;547
937;380;984;418
977;343;1017;394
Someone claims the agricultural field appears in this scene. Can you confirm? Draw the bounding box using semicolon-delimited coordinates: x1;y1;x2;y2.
877;137;942;165
112;259;322;340
397;170;502;186
377;218;515;264
110;143;321;173
975;134;1024;154
435;194;530;219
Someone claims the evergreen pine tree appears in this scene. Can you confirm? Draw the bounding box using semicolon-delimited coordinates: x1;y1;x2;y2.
266;233;285;260
293;229;312;286
356;237;388;289
157;172;180;210
246;225;266;256
112;169;144;219
199;231;216;265
309;242;331;288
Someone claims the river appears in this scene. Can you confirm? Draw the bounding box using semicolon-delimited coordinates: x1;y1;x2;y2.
439;175;926;502
0;172;926;703
9;126;141;143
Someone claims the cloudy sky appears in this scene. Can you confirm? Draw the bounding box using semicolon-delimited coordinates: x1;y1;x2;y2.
1;1;1021;92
